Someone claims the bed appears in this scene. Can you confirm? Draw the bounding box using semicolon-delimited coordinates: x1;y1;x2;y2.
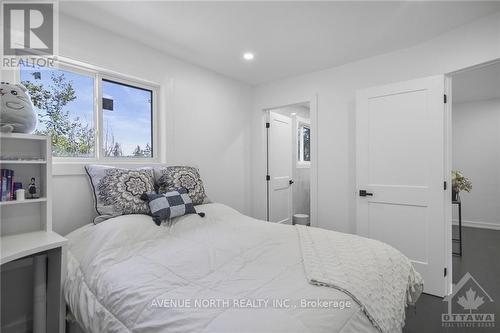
64;203;422;333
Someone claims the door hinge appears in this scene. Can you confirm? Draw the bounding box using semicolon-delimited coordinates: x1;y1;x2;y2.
266;122;270;128
444;181;447;190
444;94;447;104
266;175;270;181
444;267;447;277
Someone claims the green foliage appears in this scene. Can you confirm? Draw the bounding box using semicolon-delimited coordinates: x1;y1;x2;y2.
22;73;95;157
112;142;123;157
132;143;152;158
23;72;151;158
143;143;152;158
133;145;143;157
303;127;310;161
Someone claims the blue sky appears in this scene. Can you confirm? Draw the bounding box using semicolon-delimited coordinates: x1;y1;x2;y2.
102;80;152;156
20;65;152;156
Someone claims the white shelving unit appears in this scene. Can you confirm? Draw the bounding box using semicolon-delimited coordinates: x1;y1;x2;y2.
1;133;66;333
1;133;52;234
0;197;47;206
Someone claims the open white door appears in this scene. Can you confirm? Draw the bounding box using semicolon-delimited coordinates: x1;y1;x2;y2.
268;111;293;224
356;75;448;297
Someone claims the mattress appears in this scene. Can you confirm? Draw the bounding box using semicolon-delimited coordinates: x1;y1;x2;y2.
64;203;380;333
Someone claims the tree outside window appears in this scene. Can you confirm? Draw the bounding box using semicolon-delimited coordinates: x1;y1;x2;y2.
298;123;311;165
20;64;154;159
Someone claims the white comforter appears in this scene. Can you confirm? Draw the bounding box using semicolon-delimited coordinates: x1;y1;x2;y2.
65;203;402;333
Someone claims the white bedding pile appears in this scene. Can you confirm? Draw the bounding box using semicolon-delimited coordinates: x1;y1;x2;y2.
65;203;418;333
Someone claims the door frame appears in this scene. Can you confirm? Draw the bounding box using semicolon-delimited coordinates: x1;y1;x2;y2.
444;58;500;294
444;74;453;295
355;76;449;296
263;95;318;226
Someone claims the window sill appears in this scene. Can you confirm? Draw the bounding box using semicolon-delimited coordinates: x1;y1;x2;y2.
52;160;163;176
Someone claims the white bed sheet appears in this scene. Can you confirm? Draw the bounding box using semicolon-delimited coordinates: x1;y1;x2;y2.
64;203;379;333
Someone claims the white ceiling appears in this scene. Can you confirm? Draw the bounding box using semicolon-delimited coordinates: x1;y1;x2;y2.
453;62;500;103
60;1;500;85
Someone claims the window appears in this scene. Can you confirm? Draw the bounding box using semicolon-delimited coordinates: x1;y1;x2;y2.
102;80;153;158
19;61;157;160
20;65;95;157
297;123;310;166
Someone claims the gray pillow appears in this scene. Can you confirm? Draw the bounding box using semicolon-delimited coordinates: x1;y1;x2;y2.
85;165;155;223
141;188;198;225
154;166;207;205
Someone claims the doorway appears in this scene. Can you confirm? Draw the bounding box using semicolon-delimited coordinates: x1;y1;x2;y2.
447;60;500;254
402;60;500;329
266;102;312;226
355;59;500;297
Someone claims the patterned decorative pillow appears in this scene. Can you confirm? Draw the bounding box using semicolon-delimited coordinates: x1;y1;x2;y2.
154;166;207;205
85;165;155;223
141;188;200;225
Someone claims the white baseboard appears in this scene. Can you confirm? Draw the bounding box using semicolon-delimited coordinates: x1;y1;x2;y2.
452;219;500;230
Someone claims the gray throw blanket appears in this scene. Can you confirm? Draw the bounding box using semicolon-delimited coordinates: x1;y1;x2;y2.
296;225;423;333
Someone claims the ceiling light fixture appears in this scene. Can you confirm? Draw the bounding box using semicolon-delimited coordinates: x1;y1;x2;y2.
243;52;254;61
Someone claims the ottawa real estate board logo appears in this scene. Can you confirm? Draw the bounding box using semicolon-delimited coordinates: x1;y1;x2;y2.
2;1;56;68
442;272;495;329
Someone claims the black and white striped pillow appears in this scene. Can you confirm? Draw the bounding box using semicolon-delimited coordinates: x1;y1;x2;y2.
141;188;202;225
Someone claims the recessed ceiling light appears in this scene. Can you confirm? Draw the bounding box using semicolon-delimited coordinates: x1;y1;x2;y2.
243;52;254;61
291;113;297;116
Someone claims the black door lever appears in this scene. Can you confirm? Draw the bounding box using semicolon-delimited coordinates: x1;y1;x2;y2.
359;190;373;197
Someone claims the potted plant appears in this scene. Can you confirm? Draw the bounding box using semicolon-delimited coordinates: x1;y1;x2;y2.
451;170;472;201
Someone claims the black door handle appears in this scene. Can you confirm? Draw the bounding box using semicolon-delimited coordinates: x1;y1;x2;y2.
359;190;373;197
289;180;294;185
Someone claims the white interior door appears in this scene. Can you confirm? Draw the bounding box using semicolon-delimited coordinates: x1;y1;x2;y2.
268;111;293;224
356;75;448;297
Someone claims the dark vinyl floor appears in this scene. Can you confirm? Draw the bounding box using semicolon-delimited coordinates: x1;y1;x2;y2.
403;226;500;333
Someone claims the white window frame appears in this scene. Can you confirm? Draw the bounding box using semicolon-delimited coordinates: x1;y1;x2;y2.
16;57;160;165
296;116;311;168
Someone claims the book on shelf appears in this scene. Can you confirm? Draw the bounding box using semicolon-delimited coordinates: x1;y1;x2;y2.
1;169;14;201
0;169;6;201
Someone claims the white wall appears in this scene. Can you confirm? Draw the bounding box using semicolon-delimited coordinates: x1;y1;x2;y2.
452;99;500;229
293;167;310;216
252;12;500;233
6;14;254;235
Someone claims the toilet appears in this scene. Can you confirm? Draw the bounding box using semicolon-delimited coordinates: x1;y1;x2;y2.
293;213;310;226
